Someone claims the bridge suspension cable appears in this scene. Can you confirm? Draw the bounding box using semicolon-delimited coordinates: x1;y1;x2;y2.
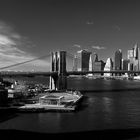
0;53;51;70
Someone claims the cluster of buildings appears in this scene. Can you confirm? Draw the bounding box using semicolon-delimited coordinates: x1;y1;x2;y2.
73;50;105;72
73;43;140;76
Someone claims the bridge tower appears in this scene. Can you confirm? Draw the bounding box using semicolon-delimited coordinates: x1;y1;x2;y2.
49;51;67;90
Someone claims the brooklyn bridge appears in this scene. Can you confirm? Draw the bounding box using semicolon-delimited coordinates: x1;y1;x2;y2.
0;51;140;90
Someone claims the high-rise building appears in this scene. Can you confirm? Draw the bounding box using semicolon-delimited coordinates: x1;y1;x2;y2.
128;49;134;60
138;47;140;70
104;58;113;77
73;55;78;71
93;53;98;62
128;63;133;71
134;43;139;59
93;60;105;75
114;49;122;70
122;59;129;70
77;50;91;71
89;54;93;71
134;43;139;71
127;43;140;71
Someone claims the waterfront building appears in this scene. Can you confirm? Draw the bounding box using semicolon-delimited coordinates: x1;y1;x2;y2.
93;60;105;75
114;49;122;70
128;49;134;60
138;47;140;70
77;50;91;71
89;54;93;71
104;58;113;77
134;43;139;59
73;55;78;71
122;59;129;70
133;59;139;71
127;43;140;71
133;43;139;71
93;53;98;62
127;49;134;70
128;63;133;71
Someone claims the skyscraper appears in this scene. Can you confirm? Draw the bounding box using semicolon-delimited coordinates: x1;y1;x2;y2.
89;54;93;71
134;43;139;59
104;58;113;77
73;55;78;71
127;43;139;71
133;43;139;71
114;49;122;70
93;53;98;62
128;49;134;60
122;59;129;70
77;50;91;71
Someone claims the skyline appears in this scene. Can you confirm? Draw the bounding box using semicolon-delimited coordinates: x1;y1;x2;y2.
1;0;140;71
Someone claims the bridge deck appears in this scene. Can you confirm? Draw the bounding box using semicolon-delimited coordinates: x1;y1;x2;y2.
0;70;140;77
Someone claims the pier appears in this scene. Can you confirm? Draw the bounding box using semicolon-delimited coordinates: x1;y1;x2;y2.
18;91;83;112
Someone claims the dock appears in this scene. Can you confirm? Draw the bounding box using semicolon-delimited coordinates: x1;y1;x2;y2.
18;104;76;112
18;94;83;112
0;90;83;113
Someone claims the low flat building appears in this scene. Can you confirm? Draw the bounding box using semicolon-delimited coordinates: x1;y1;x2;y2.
39;95;64;106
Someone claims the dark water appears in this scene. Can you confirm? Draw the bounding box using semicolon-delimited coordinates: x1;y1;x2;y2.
1;77;140;134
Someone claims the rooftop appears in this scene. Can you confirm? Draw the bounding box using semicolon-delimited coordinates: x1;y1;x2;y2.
40;95;64;100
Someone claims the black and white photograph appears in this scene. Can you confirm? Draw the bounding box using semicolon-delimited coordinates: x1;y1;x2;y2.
0;0;140;139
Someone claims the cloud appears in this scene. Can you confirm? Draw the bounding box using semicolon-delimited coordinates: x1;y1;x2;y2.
0;21;49;71
73;44;81;48
91;46;106;50
86;21;94;25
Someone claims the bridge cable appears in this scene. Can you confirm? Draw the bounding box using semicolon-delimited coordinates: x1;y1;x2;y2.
0;53;51;70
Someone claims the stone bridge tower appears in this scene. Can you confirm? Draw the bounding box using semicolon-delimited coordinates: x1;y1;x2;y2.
49;51;67;90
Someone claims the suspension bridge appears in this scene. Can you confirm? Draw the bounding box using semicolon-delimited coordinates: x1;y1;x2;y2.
0;51;140;90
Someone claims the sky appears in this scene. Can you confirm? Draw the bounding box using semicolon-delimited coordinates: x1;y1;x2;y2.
0;0;140;71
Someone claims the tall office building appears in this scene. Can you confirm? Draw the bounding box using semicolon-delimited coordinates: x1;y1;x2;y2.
127;43;140;71
138;47;140;70
134;43;139;59
104;58;113;76
134;43;139;71
73;55;78;71
122;59;129;70
93;60;105;76
93;60;105;70
89;54;93;71
93;53;98;62
77;50;91;71
128;49;134;60
114;49;122;70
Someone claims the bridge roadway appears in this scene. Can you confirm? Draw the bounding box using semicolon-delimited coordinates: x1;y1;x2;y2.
0;70;140;77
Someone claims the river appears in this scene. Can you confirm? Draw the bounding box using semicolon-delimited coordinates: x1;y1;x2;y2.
1;77;140;136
